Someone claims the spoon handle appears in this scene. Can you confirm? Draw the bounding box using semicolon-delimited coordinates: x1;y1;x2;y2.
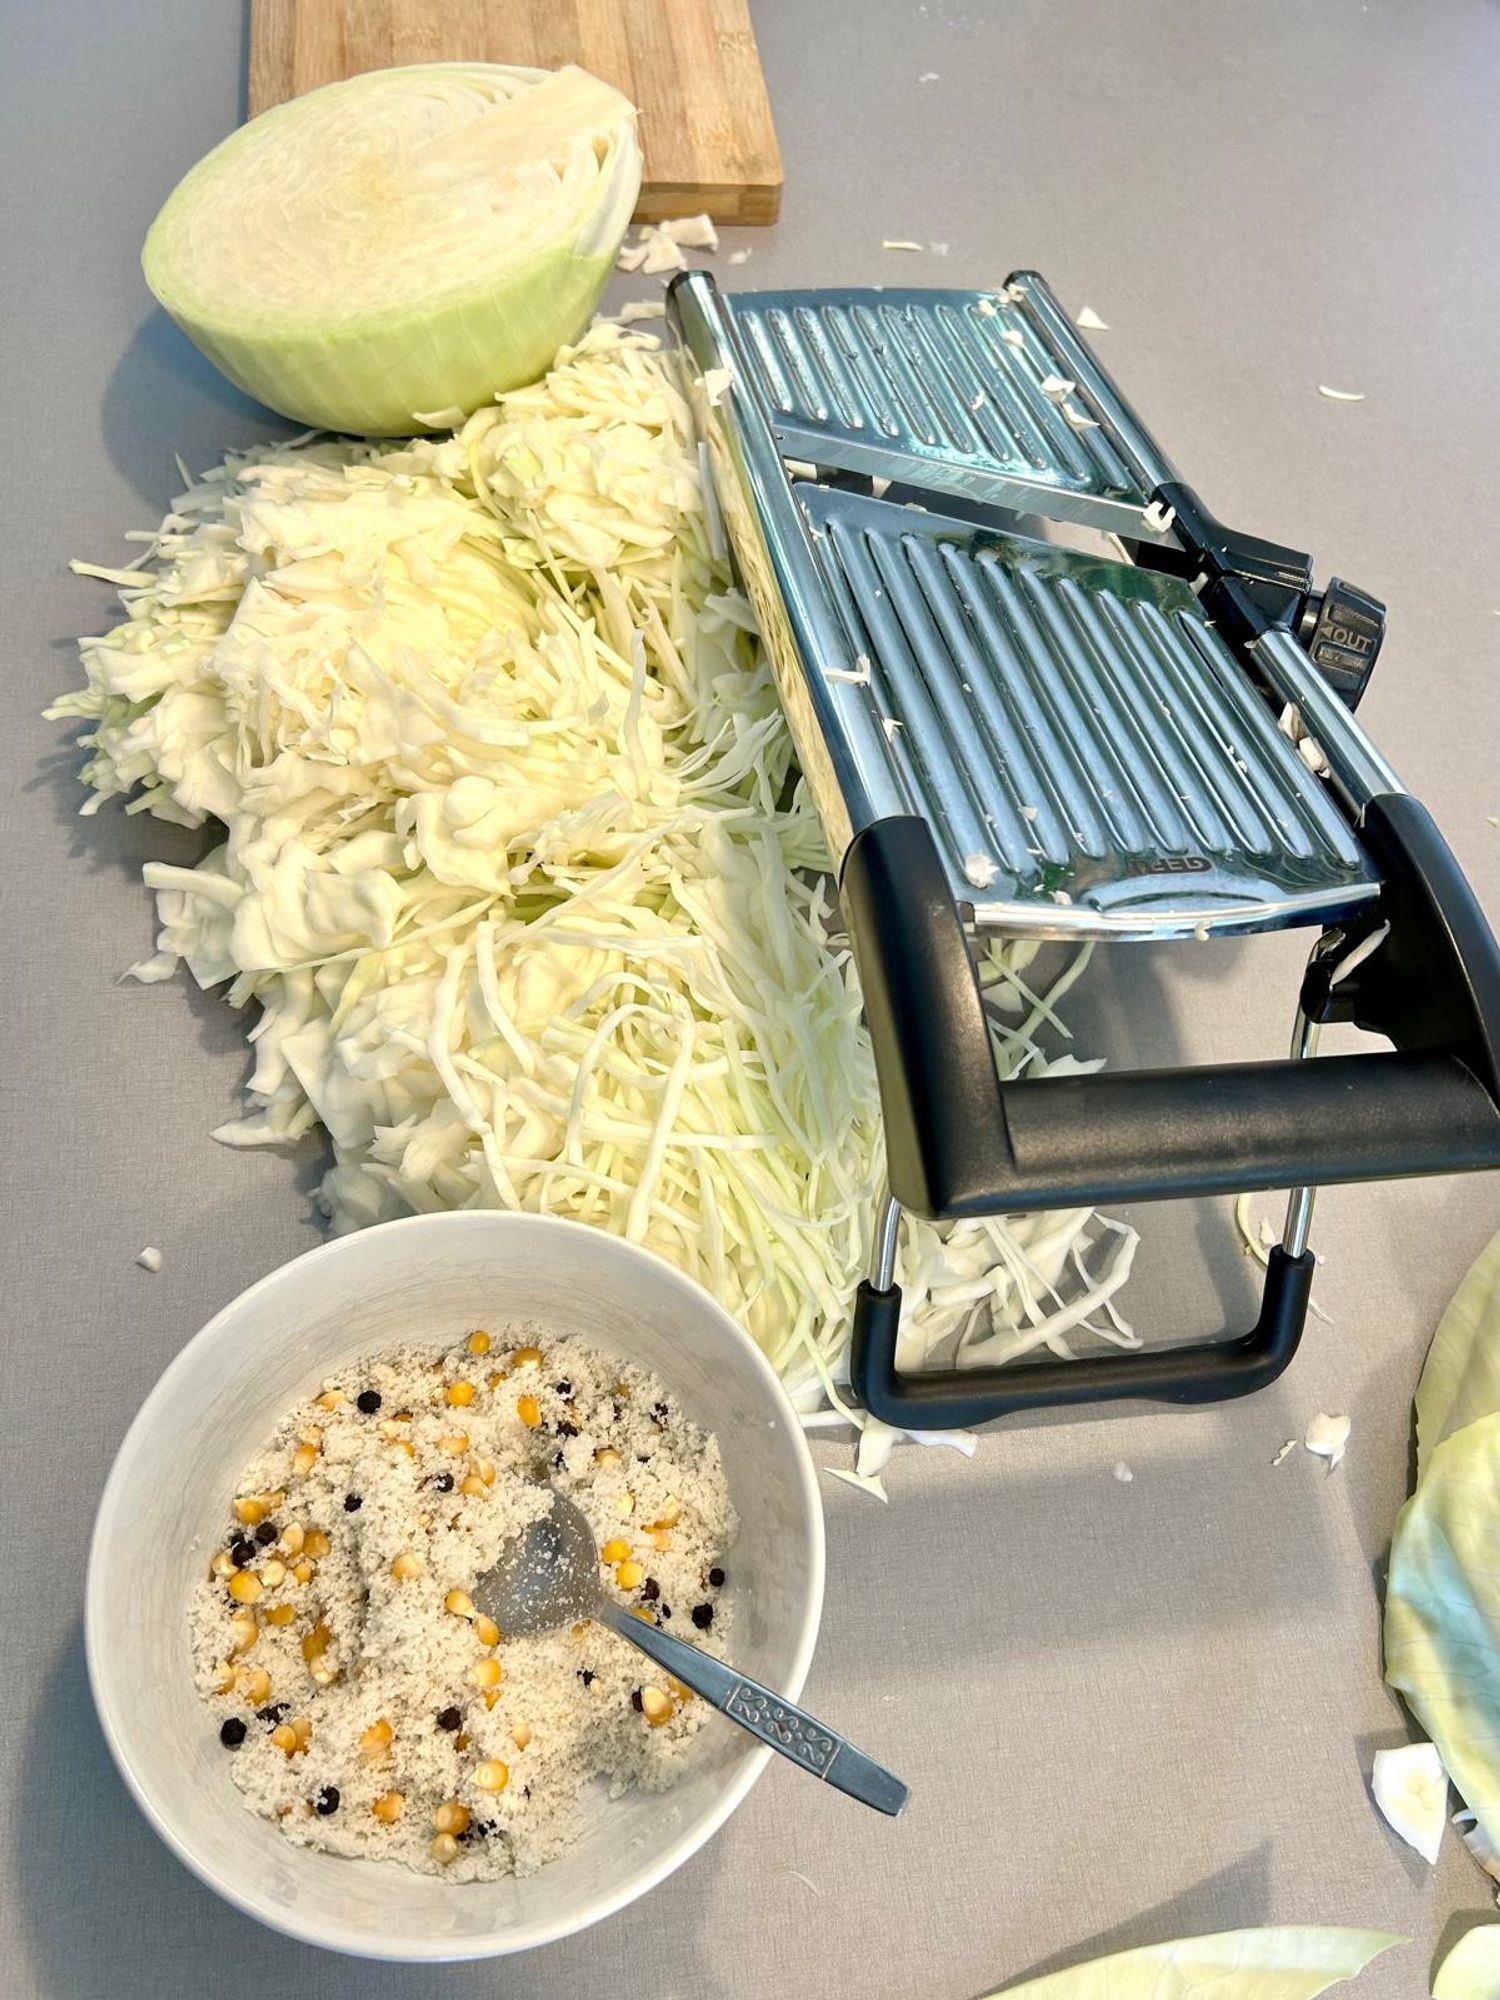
599;1602;908;1816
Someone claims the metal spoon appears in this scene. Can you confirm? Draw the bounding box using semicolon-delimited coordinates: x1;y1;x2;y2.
475;1490;908;1816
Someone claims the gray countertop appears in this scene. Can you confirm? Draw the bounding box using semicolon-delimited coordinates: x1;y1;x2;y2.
4;2;1500;1995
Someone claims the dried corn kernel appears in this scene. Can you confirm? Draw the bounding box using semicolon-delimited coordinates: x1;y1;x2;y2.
469;1657;502;1690
396;1438;416;1458
516;1394;541;1429
233;1496;268;1528
391;1551;423;1582
511;1345;543;1369
600;1538;630;1565
483;1689;501;1710
292;1715;312;1748
279;1524;305;1557
444;1590;475;1620
648;1530;672;1553
360;1719;393;1760
593;1447;622;1467
315;1389;344;1412
474;1760;510;1793
292;1443;318;1477
615;1560;645;1590
460;1474;486;1497
265;1602;297;1627
454;1732;470;1751
646;1497;681;1530
666;1675;693;1702
270;1723;298;1754
511;1722;532;1751
309;1664;337;1687
466;1330;492;1356
260;1559;286;1589
304;1529;331;1559
227;1571;263;1606
630;1607;655;1625
371;1790;404;1824
473;1613;500;1648
474;1457;496;1486
430;1833;460;1864
229;1611;259;1655
446;1380;476;1407
301;1621;331;1663
210;1549;235;1580
298;1425;323;1449
486;1370;507;1390
437;1434;469;1457
293;1559;315;1585
613;1491;635;1518
211;1660;237;1694
243;1667;272;1705
640;1685;673;1726
433;1800;470;1836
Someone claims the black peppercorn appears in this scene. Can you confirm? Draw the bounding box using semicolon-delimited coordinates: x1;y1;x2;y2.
708;1566;726;1588
315;1787;340;1816
554;1381;573;1398
659;1604;672;1620
254;1521;278;1547
630;1688;644;1712
691;1602;714;1630
551;1451;565;1471
343;1492;362;1512
219;1717;247;1748
355;1389;382;1414
578;1668;596;1688
641;1577;660;1602
431;1472;454;1493
556;1420;579;1438
228;1537;255;1567
257;1703;288;1727
436;1706;462;1731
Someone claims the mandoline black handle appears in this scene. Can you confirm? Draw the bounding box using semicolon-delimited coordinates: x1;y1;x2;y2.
840;809;1500;1224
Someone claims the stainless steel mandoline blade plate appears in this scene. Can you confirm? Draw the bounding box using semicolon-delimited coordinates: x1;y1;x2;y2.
670;271;1387;940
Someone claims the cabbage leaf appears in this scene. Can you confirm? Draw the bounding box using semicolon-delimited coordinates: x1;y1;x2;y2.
980;1927;1402;1999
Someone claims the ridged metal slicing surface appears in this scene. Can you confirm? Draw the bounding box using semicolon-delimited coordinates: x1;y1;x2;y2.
727;289;1149;508
798;486;1376;927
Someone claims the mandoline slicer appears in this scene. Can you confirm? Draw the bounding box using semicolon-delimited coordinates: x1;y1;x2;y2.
668;269;1500;1429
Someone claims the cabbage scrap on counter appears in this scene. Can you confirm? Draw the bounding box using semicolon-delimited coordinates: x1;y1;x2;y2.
51;322;1137;1419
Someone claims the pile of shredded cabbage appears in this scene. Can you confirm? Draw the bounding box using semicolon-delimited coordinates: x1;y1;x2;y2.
52;322;1137;1428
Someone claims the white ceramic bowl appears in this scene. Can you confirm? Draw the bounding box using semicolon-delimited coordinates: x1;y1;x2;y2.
86;1212;824;1960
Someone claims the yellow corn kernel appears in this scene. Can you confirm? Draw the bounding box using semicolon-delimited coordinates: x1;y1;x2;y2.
310;1665;338;1687
304;1529;331;1559
474;1760;510;1793
293;1559;315;1585
648;1530;672;1553
270;1724;298;1754
516;1394;541;1429
600;1538;630;1565
233;1496;268;1528
444;1590;475;1620
243;1666;272;1705
229;1611;259;1655
473;1614;500;1648
646;1496;681;1530
483;1689;501;1710
265;1602;297;1627
211;1660;238;1695
469;1657;502;1691
298;1425;323;1449
613;1381;631;1399
433;1800;470;1836
466;1330;492;1356
417;1514;433;1532
630;1607;655;1625
371;1790;404;1825
615;1560;645;1591
266;1489;287;1509
640;1685;673;1726
431;1833;460;1865
593;1447;622;1468
291;1715;312;1749
613;1491;635;1518
459;1474;486;1497
378;1419;403;1441
486;1370;507;1390
396;1439;416;1459
666;1675;693;1703
474;1457;496;1486
301;1621;331;1663
291;1443;316;1477
227;1571;263;1606
391;1551;423;1582
511;1722;532;1751
279;1524;305;1557
210;1549;235;1581
315;1389;344;1412
454;1732;470;1751
259;1559;286;1590
437;1433;470;1456
511;1345;543;1369
446;1380;476;1407
359;1718;394;1760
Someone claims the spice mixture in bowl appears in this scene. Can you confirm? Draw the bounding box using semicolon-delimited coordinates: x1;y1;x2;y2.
87;1212;823;1959
192;1326;734;1878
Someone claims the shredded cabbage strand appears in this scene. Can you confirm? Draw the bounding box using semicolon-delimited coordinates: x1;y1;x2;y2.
51;322;1136;1415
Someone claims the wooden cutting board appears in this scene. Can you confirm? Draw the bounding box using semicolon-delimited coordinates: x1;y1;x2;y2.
248;0;782;223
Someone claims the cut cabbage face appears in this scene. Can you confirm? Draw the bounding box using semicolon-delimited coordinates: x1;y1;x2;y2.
979;1927;1402;1999
143;64;641;435
1370;1741;1447;1862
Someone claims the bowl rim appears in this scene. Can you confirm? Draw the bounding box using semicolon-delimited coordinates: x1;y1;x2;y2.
84;1209;827;1962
